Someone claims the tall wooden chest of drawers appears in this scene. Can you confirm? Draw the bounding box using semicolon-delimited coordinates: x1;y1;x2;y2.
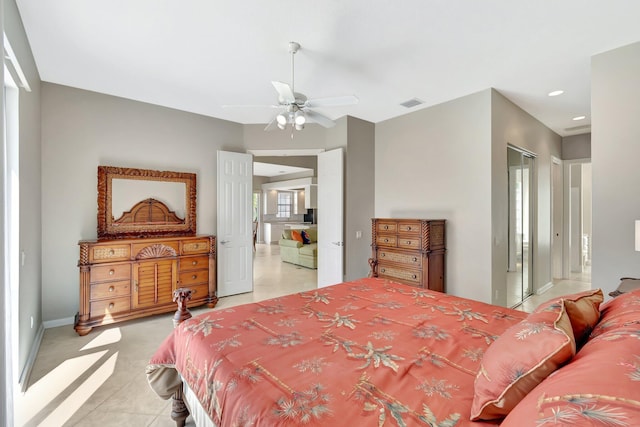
75;235;217;335
370;218;446;292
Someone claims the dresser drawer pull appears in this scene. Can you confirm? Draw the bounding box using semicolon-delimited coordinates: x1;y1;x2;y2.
192;260;198;266
384;238;389;243
383;225;389;230
109;269;114;275
380;253;385;257
109;286;115;292
406;240;411;245
108;303;114;309
407;226;412;231
381;268;386;273
192;274;197;280
109;249;115;255
412;274;418;280
413;257;418;262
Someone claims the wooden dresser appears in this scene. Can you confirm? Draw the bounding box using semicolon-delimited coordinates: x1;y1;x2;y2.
75;235;217;335
369;218;446;292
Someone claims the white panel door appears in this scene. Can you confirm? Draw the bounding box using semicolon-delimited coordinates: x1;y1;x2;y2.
217;151;253;297
317;148;344;287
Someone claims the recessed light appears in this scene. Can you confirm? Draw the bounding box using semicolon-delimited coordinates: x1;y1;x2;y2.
548;90;564;97
572;115;586;121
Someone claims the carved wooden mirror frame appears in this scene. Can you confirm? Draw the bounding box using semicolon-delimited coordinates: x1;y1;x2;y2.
97;166;197;240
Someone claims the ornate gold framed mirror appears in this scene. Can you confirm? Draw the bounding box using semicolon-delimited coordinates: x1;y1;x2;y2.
97;166;197;240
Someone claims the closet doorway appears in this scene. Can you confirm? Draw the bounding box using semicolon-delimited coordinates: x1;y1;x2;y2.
507;146;535;307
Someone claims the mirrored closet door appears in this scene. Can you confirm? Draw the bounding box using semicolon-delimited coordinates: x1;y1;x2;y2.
507;146;534;307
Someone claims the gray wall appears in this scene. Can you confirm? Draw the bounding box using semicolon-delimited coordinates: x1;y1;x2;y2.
344;117;375;280
562;133;591;160
41;83;242;322
376;90;494;302
592;41;640;296
40;88;375;323
375;88;561;305
5;0;42;403
490;90;562;305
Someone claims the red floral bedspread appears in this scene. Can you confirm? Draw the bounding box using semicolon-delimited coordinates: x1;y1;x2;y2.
148;277;527;426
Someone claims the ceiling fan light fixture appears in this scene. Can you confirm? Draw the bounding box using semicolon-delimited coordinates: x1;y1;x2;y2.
276;113;287;126
294;110;306;125
295;123;304;131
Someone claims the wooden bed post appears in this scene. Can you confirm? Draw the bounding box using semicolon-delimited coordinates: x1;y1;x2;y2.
171;288;193;427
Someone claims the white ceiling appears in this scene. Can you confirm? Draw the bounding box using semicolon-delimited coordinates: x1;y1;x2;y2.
14;1;640;137
253;161;313;178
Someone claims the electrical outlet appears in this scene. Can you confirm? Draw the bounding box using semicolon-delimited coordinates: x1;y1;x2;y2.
355;230;362;239
30;316;34;329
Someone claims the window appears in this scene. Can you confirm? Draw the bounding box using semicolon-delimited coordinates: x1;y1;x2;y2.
276;192;292;218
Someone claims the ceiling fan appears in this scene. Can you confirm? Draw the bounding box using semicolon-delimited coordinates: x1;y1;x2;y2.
226;41;358;133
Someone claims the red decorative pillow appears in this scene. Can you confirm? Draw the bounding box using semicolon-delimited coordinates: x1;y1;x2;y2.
290;230;303;243
559;289;603;345
470;299;576;420
501;289;640;426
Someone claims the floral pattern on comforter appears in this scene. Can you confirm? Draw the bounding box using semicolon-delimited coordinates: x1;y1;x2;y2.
148;277;526;426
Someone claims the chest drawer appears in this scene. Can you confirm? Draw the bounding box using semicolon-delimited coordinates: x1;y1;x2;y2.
378;265;422;285
397;237;421;250
376;221;397;233
377;249;422;267
180;255;209;271
182;239;210;255
90;296;131;316
90;263;131;283
397;221;421;234
90;280;131;300
179;269;209;286
376;235;397;247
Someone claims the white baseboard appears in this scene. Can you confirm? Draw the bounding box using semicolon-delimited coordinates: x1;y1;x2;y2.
18;323;44;392
537;281;554;295
43;316;75;329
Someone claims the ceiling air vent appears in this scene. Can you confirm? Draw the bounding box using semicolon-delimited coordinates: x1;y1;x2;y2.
400;98;424;108
564;124;591;132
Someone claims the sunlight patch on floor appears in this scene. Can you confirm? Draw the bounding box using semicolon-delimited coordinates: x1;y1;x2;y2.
15;350;108;425
36;352;118;426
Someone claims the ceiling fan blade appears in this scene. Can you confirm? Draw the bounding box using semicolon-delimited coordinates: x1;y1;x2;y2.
272;81;296;104
264;116;279;131
222;104;280;109
304;95;359;108
304;109;336;128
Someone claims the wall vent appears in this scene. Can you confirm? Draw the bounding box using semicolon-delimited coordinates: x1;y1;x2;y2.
400;98;424;108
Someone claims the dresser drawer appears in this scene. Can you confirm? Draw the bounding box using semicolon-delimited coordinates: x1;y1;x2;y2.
179;269;209;286
187;283;210;302
376;235;397;247
397;221;421;234
182;239;210;255
180;255;209;271
397;237;421;250
90;280;131;300
376;221;397;233
378;265;422;285
90;296;130;316
377;249;421;268
90;263;131;283
90;244;131;263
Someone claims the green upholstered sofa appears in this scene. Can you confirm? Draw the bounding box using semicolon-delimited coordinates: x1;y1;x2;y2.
278;228;318;269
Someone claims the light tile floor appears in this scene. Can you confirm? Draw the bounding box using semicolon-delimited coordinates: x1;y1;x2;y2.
14;247;590;426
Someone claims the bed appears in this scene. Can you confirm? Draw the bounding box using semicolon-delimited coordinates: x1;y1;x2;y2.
146;277;640;426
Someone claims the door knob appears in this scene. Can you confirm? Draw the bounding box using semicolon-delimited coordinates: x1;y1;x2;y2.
220;240;230;245
331;241;344;246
